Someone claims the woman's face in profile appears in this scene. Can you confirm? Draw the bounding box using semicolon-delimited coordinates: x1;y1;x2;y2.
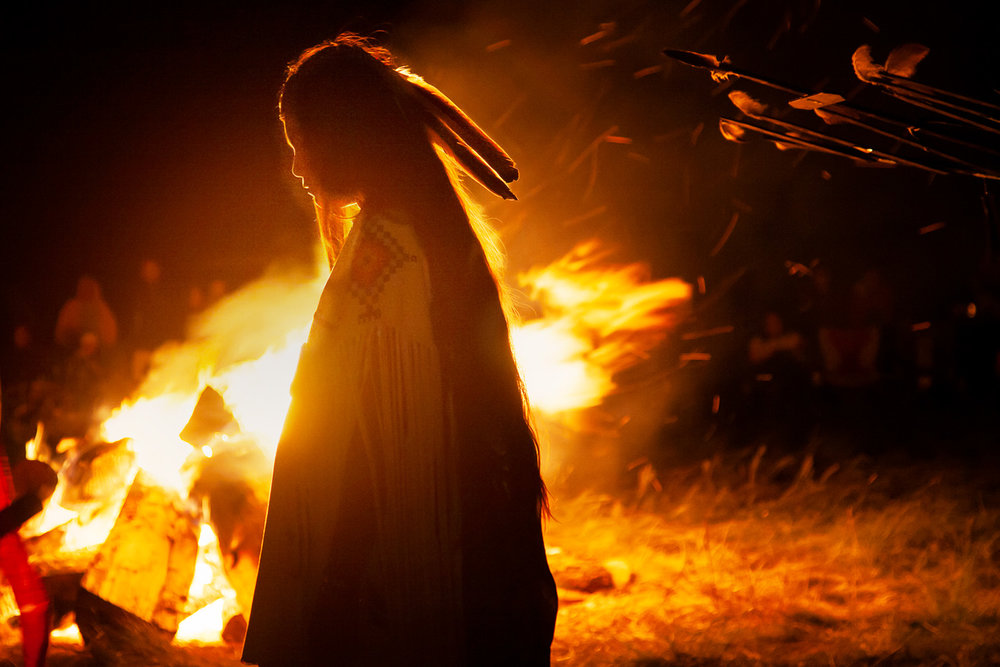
283;118;318;197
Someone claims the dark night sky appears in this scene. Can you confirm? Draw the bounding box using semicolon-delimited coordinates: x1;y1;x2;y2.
2;0;998;343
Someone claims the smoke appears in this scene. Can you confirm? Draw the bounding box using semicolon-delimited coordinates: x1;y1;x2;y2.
136;255;326;401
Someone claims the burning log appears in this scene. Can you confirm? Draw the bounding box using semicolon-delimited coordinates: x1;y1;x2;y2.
188;449;268;617
0;460;57;540
0;459;55;539
77;470;198;639
183;385;270;617
178;386;238;449
74;588;174;663
0;583;19;647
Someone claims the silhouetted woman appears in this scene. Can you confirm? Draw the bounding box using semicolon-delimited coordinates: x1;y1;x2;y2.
242;35;557;666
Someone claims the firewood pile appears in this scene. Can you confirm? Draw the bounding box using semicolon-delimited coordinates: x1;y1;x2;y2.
1;387;269;663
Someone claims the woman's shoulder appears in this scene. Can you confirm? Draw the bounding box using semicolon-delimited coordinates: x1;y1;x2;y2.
348;210;428;281
313;209;433;331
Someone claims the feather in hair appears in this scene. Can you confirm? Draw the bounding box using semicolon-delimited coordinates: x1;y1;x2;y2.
401;70;519;184
419;107;517;200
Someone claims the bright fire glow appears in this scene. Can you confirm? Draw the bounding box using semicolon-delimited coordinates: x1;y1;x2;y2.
7;239;689;649
512;320;614;413
49;620;83;646
175;524;240;644
100;394;198;491
97;255;328;494
99;240;688;495
210;337;308;458
512;240;691;414
22;485;79;537
22;471;130;552
175;598;227;645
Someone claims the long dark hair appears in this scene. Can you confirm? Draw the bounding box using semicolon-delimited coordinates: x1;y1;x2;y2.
279;34;548;518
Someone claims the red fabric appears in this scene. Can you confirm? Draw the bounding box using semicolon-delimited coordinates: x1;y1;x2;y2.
0;460;49;667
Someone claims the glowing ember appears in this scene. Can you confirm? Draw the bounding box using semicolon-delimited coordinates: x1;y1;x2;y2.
49;620;83;646
175;598;227;645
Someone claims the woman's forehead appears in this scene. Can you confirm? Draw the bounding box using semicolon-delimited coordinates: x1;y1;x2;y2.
282;117;303;146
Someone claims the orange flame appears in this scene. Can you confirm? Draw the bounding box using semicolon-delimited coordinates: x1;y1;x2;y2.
13;236;689;647
512;240;691;415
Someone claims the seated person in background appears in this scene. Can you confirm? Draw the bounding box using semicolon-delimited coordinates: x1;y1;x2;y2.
746;311;812;446
54;275;118;354
817;290;881;389
749;311;806;374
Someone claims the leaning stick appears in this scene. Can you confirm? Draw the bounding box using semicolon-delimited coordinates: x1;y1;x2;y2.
667;47;1000;168
720;117;955;176
729;92;1000;179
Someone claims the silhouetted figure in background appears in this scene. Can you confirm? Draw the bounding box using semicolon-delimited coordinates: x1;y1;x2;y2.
54;275;118;354
129;259;179;383
207;278;227;305
59;331;104;424
818;287;881;390
53;277;122;439
746;311;812;449
186;284;206;317
749;311;806;370
1;324;50;458
812;273;887;452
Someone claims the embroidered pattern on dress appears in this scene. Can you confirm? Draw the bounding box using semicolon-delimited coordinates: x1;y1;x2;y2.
348;220;416;322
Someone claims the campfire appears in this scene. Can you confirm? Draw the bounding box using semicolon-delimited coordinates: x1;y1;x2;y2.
6;235;998;667
1;238;692;661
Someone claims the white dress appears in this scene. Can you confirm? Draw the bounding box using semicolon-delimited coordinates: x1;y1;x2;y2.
243;210;556;666
243;212;462;664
